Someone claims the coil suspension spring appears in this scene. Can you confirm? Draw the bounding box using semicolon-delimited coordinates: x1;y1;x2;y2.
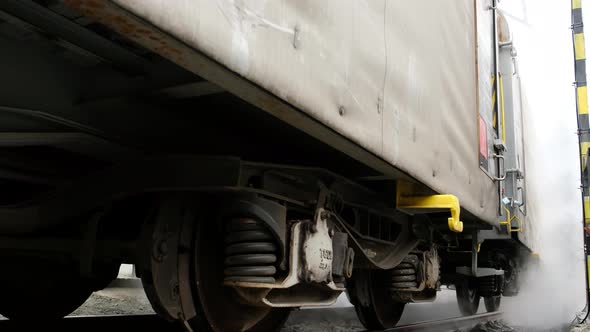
477;275;503;297
389;259;419;289
224;218;278;283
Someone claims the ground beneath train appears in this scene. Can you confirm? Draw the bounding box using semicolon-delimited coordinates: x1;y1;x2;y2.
0;281;576;332
63;285;566;332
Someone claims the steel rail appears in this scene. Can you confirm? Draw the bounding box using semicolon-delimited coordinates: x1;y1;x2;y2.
366;312;503;332
0;311;503;332
0;314;176;332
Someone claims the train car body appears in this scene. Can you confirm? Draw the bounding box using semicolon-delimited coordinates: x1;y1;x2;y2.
74;0;529;238
0;0;533;330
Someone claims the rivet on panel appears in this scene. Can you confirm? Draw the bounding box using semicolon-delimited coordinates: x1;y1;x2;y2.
339;106;345;116
377;96;383;114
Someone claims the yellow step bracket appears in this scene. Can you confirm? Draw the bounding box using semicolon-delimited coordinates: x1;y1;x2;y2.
396;181;464;233
499;206;523;233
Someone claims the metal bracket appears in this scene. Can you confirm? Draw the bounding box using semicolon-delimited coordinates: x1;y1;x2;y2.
506;168;524;180
396;182;463;233
300;209;334;283
456;266;504;277
225;220;345;308
499;205;523;233
456;231;503;277
224;220;345;291
493;139;506;152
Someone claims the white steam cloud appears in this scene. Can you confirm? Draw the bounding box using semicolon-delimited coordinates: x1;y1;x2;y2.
499;0;586;328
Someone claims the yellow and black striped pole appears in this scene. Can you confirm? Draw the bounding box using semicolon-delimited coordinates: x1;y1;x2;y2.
572;0;590;318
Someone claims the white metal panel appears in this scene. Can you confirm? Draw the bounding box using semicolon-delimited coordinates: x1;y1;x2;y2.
94;0;500;224
110;0;385;156
382;0;498;223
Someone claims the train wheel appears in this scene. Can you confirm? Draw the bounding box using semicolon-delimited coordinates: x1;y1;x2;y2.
456;277;480;316
348;269;405;330
141;197;290;332
483;295;501;312
0;258;114;320
189;216;290;332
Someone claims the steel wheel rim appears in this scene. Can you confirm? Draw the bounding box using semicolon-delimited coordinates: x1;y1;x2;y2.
351;269;405;329
190;214;284;332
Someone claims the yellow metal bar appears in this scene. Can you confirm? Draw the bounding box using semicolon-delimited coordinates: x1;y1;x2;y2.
499;205;523;232
578;86;589;115
396;182;463;233
574;0;582;9
575;33;586;60
510;214;523;233
499;205;511;226
585;197;590;225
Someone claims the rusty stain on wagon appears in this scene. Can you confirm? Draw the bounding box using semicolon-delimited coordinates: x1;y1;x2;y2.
65;0;188;64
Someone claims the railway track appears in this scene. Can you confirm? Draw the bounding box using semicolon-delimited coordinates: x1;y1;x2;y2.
373;312;503;332
0;311;502;332
0;314;176;332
